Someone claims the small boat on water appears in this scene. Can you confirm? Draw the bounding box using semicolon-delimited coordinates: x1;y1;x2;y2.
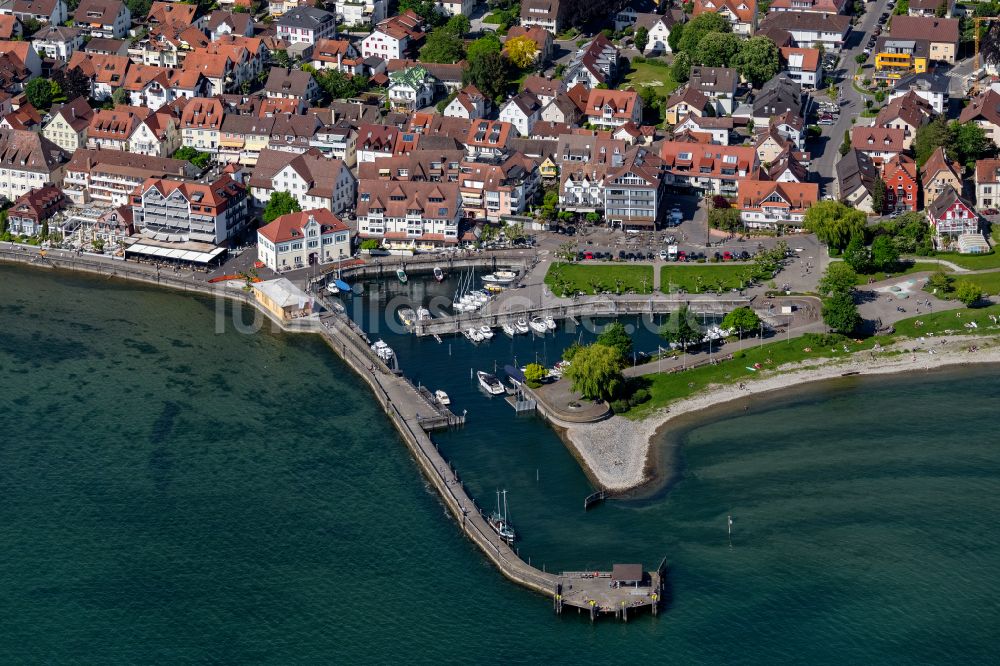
481;269;518;285
435;389;450;405
371;339;394;361
331;301;346;314
465;327;484;343
514;318;530;335
398;307;416;326
416;306;431;321
326;282;340;295
529;316;548;335
433;266;445;282
488;490;516;544
552;360;570;377
502;322;516;337
479;325;494;340
396;267;408;284
544;315;556;330
477;370;505;395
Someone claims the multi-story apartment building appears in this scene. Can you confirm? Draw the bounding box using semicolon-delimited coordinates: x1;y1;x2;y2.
63;147;196;206
604;148;667;230
355;180;462;250
249;147;356;213
42;97;93;153
179;96;225;152
0;128;67;201
276;7;337;46
658;142;759;196
130;174;248;245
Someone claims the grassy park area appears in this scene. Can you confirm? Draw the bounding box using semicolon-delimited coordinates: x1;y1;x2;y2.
625;304;1000;420
545;263;654;295
623;61;678;97
660;264;754;294
853;261;951;285
921;252;1000;271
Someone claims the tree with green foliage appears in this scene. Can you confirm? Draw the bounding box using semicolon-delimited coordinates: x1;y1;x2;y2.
694;31;741;67
721;306;762;335
855;53;868;65
822;291;861;334
398;0;444;26
172;146;211;170
597;321;633;365
667;22;684;53
563;343;624;401
635;26;649;53
893;0;909;14
315;69;369;101
25;77;53;110
585;211;601;224
670;51;692;84
524;362;548;388
914;115;950;166
708;206;742;232
505;34;539;70
803;201;867;251
734;36;780;87
562;340;583;361
272;49;290;68
659;304;703;352
678;12;731;54
935;0;948;16
51;67;91;102
442;13;470;36
948;121;994;169
870;234;899;271
871;175;886;215
926;271;953;293
420;28;465;63
360;238;381;250
638;85;666;125
843;234;872;274
839;129;852;156
125;0;152;19
465;50;509;102
263;191;301;223
40;220;48;239
467;32;502;63
540;188;559;220
818;262;859;297
954;280;983;306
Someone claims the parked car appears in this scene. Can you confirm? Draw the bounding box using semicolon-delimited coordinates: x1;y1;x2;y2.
677;251;687;262
659;249;669;260
584;251;594;260
723;251;733;261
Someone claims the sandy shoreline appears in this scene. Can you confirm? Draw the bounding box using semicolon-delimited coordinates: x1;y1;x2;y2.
562;335;1000;492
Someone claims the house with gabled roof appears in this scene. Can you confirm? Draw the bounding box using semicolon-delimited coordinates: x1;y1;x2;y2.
355;179;463;250
921;146;961;206
179;96;225;152
0;0;67;25
889;16;959;64
130;173;248;246
67;51;130;99
585;88;642;130
563;34;620;89
659;141;760;196
837;149;879;213
768;0;847;14
693;0;757;36
249;146;355;213
664;86;711;125
874;91;933;150
74;0;130;39
43;96;93;153
975;159;1000;210
850;126;906;165
87;106;152;152
737;180;818;230
264;66;320;102
882;154;919;213
635;10;685;55
62;147;196;206
758;11;851;51
206;9;254;40
959;88;1000;146
387;64;435;112
257;208;351;272
688;66;738;115
32;24;83;59
674;115;733;145
499;92;543;137
361;9;423;61
505;25;553;64
0;128;67;202
357;123;398;163
465;119;513;162
0;39;40;77
444;85;487;120
6;184;68;236
779;46;821;88
926;186;979;249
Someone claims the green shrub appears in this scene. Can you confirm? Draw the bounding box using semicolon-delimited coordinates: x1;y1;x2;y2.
629;389;650;406
610;399;631;414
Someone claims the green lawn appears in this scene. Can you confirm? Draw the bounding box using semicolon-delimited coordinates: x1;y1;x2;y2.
626;333;878;420
545;262;654;295
853;261;952;285
660;264;755;294
627;303;1000;420
949;272;1000;296
921;252;1000;270
623;62;678;97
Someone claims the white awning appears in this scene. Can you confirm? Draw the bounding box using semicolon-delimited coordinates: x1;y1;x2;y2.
125;242;227;264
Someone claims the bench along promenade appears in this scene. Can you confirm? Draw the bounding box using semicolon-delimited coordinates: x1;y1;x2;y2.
1;244;666;621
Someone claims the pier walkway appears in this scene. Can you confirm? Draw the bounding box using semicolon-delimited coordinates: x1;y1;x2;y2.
0;244;664;620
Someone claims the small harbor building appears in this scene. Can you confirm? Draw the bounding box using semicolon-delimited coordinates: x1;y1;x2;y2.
252;278;315;321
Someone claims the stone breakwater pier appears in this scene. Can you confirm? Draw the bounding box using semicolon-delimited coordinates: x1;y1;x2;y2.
1;245;665;621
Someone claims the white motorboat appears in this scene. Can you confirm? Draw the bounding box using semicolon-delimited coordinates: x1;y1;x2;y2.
433;266;445;282
371;340;394;361
529;316;548;335
514;318;530;334
434;389;450;405
551;360;570;378
502;322;516;337
331;301;346;314
481;269;518;285
416;306;431;321
544;315;556;330
479;325;494;340
465;327;484;343
398;307;416;326
477;371;506;396
326;282;340;295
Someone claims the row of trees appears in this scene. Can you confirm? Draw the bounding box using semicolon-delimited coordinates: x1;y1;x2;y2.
818;263;862;334
667;14;780;87
914;116;995;170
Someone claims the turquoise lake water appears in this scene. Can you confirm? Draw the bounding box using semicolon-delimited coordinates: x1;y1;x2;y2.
1;265;998;663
